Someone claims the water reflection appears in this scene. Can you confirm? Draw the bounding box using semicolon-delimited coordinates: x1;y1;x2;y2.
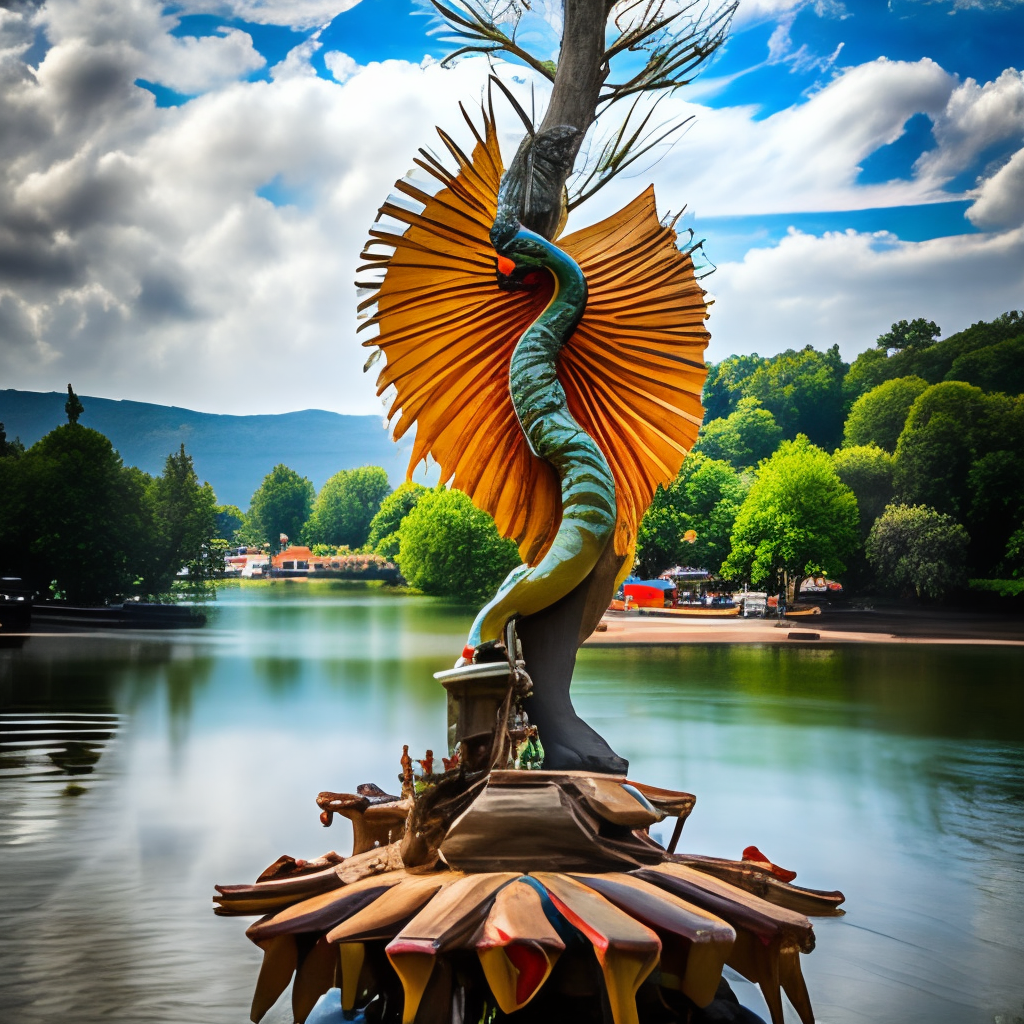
0;587;1021;1024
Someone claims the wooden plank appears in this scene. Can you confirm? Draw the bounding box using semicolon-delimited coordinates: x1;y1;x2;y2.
326;874;456;944
292;935;337;1024
245;871;407;943
250;934;296;1023
476;878;565;1013
574;872;734;1008
533;872;661;1024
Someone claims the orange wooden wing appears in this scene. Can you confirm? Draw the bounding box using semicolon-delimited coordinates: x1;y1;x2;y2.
358;106;561;566
358;109;709;566
561;188;709;560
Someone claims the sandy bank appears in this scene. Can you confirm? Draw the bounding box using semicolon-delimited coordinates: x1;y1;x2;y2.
587;608;1024;648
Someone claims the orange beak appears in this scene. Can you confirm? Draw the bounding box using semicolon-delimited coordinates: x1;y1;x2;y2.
497;255;516;276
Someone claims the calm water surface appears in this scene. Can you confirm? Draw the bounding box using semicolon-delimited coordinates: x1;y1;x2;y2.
1;585;1022;1024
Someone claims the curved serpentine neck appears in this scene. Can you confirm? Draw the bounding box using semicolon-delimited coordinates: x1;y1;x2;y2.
465;226;617;650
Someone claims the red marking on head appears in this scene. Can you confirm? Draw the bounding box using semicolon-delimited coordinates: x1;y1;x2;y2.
462;644;476;662
497;256;516;276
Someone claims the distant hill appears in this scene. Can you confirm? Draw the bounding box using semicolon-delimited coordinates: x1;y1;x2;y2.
0;390;416;508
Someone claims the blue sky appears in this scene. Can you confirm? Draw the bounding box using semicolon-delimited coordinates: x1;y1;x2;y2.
141;0;1024;257
0;0;1021;414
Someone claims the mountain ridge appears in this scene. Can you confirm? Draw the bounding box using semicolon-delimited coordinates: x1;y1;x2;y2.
0;389;414;508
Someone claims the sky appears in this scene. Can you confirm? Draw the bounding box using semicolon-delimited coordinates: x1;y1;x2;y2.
0;0;1022;416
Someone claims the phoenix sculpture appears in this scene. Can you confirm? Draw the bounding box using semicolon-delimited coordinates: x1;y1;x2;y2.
216;3;844;1022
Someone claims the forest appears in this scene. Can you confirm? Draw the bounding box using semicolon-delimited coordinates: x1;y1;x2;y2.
2;311;1021;604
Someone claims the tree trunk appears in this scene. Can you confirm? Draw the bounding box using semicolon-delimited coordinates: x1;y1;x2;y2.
504;0;608;241
501;1;630;773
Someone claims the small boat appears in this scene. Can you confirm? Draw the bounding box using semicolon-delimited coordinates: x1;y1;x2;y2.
785;604;821;618
638;604;740;618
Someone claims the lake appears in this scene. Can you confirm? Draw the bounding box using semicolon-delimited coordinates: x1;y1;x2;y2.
1;584;1022;1024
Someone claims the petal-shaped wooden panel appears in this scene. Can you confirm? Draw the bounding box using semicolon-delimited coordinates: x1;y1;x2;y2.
476;878;565;1013
325;873;456;944
574;872;735;1008
534;872;661;1024
245;871;407;943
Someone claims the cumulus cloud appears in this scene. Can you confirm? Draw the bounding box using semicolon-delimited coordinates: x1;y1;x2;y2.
915;68;1024;183
0;0;1022;416
705;225;1024;361
177;0;362;30
0;0;523;414
967;146;1024;229
580;57;957;219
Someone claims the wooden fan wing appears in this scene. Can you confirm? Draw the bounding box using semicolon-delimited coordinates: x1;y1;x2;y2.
559;187;710;560
360;110;561;565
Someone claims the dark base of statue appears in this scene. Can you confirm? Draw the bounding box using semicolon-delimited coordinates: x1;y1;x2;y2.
214;651;844;1024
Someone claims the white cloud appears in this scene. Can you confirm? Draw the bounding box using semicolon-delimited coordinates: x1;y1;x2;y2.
705;225;1024;361
915;68;1024;183
176;0;362;30
967;145;1024;229
1;0;1022;420
579;57;957;220
324;50;361;84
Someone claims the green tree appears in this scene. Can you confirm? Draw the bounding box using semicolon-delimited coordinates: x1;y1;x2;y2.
964;449;1024;575
304;466;391;549
844;311;1023;405
893;382;1022;517
832;445;894;535
143;445;218;591
215;504;246;541
721;436;860;590
1004;525;1024;579
247;465;314;550
702;354;765;421
367;482;427;559
0;422;24;458
743;344;848;449
866;503;969;599
396;487;520;602
876;318;941;354
694;397;782;469
6;425;149;603
946;335;1024;395
843;376;929;452
65;383;84;425
636;454;745;576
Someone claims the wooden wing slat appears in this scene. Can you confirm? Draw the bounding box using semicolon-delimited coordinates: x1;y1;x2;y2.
362;105;709;568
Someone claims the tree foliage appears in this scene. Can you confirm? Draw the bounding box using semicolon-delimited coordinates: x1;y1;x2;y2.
947;335;1024;395
246;465;315;550
635;453;745;576
215;504;246;542
721;437;859;589
832;445;894;535
367;482;427;559
65;384;84;425
866;503;969;599
143;445;218;591
743;344;847;449
304;466;391;549
0;422;24;458
396;487;520;601
694;397;781;469
845;310;1023;404
0;425;148;603
702;353;765;420
876;318;941;354
843;376;928;452
893;383;1022;515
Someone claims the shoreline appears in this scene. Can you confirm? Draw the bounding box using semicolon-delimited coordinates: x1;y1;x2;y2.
587;607;1024;648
